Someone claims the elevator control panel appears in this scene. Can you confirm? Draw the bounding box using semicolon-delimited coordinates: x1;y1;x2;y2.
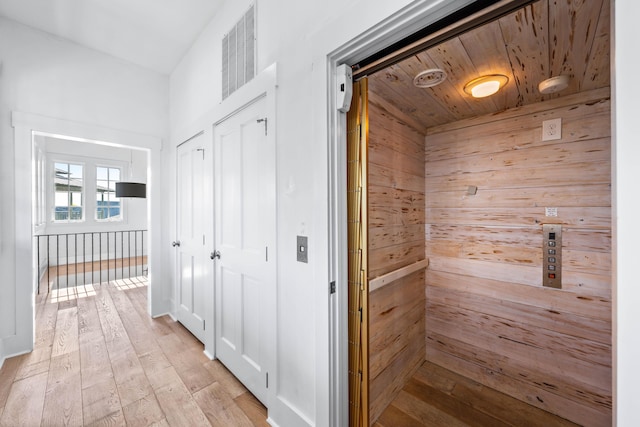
542;224;562;289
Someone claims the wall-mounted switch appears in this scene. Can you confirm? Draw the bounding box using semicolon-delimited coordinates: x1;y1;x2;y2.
297;236;308;263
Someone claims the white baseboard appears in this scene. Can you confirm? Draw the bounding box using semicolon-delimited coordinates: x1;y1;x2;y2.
149;311;174;320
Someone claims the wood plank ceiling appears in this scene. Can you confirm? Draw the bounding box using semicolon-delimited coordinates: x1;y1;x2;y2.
367;0;610;134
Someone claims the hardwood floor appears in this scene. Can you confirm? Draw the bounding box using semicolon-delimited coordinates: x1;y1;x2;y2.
0;277;269;427
374;361;580;427
1;276;585;427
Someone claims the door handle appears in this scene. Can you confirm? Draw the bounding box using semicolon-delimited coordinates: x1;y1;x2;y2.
210;250;221;260
172;241;181;247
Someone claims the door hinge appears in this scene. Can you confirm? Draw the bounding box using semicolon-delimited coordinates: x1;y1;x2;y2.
203;319;205;330
330;281;336;294
266;246;268;262
257;118;268;136
266;372;269;388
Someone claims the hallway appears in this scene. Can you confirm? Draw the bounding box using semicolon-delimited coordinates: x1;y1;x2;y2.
0;278;268;426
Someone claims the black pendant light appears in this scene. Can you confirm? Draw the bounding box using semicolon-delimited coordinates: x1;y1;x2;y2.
115;182;146;198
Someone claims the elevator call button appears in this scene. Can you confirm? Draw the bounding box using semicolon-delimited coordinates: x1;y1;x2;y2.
542;224;562;289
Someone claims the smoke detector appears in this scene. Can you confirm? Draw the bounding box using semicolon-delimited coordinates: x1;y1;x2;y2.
413;69;447;88
538;75;570;94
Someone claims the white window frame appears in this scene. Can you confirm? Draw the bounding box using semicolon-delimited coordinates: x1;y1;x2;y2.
95;164;124;223
48;155;128;226
34;145;47;230
51;159;86;223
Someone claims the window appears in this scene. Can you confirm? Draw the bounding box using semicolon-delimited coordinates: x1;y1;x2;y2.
54;162;84;221
96;166;121;220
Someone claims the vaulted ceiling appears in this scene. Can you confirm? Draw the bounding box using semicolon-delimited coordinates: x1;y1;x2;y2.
368;0;610;133
0;0;224;73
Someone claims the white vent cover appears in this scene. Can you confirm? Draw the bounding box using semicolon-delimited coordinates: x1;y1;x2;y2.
222;4;256;100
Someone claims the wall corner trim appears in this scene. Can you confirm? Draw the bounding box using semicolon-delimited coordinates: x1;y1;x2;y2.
11;111;162;151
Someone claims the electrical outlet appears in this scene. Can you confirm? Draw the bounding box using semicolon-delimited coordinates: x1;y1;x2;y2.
542;118;562;141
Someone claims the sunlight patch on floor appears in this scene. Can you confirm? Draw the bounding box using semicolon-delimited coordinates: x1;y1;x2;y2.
48;276;147;302
50;284;97;303
113;276;148;290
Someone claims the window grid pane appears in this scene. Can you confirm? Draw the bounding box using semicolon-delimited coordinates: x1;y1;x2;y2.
97;167;121;220
54;162;83;222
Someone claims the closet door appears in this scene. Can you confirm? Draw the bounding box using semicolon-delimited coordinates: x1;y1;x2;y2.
213;96;275;406
175;134;208;342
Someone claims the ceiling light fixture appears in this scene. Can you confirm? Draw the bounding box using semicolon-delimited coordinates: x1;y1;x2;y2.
464;74;509;98
115;182;146;198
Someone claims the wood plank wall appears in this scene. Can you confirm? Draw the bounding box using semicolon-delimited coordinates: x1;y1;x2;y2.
367;98;426;424
424;87;611;426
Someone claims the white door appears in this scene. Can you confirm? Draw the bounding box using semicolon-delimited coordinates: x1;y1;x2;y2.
176;134;208;342
214;96;275;405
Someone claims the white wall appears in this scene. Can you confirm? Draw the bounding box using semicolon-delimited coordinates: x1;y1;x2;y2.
613;1;640;426
0;17;168;361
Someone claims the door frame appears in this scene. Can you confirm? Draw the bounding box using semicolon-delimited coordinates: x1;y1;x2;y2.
10;112;163;357
325;0;491;424
172;64;278;375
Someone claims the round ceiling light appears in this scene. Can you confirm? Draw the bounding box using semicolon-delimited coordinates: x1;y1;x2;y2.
538;75;570;94
413;68;447;88
463;74;509;98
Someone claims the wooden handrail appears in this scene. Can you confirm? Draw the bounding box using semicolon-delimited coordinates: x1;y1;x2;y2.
368;259;429;292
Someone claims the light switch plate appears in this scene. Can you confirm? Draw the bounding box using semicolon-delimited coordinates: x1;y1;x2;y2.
297;236;308;263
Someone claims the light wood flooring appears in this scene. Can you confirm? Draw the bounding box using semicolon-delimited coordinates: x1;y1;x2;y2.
2;277;583;427
374;361;580;427
0;277;269;427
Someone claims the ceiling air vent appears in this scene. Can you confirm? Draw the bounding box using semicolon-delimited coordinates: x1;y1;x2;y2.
222;4;256;100
413;68;447;88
